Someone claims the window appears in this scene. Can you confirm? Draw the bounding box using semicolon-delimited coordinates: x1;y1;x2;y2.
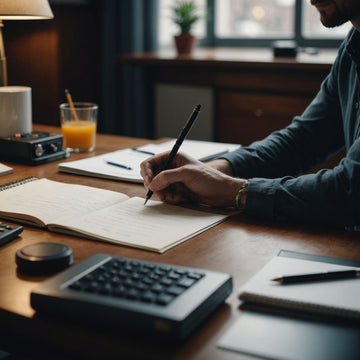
215;0;295;39
158;0;352;49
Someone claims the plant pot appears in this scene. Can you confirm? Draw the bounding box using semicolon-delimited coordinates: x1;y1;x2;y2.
174;33;197;55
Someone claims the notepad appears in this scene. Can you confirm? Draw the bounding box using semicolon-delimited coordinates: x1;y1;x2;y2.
218;251;360;360
58;139;241;183
0;163;13;176
238;252;360;321
0;178;228;253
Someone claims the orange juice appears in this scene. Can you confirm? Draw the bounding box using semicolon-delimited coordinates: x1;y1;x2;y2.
62;120;96;151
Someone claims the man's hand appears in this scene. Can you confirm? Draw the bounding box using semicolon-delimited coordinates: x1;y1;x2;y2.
140;151;247;208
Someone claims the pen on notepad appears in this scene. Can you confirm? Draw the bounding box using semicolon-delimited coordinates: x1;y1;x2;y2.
271;269;360;284
105;160;133;170
131;148;155;156
144;104;201;205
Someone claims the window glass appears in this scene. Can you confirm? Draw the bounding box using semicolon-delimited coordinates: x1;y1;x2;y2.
302;0;352;38
215;0;295;38
158;0;207;49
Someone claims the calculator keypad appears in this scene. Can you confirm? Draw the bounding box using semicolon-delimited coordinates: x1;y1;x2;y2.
0;222;23;246
68;258;205;306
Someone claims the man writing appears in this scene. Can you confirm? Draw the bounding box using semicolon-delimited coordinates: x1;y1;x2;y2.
140;0;360;229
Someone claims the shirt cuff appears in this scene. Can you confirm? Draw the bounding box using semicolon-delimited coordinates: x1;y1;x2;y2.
245;178;280;219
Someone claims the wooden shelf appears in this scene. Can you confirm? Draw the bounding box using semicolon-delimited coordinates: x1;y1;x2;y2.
118;47;336;144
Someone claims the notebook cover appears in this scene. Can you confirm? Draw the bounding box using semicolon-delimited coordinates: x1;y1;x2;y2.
278;249;360;267
218;250;360;360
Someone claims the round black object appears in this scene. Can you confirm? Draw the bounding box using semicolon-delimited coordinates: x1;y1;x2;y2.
16;242;73;274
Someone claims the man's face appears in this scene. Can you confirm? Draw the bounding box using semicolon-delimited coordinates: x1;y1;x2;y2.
310;0;360;28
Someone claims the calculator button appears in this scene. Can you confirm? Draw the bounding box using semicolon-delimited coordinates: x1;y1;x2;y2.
156;294;174;306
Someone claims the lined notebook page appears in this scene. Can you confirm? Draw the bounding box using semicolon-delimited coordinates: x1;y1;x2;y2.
49;197;227;253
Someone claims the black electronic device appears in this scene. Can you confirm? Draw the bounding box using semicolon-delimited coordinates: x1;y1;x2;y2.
0;131;68;165
272;40;298;57
0;222;23;246
16;242;73;274
31;253;233;341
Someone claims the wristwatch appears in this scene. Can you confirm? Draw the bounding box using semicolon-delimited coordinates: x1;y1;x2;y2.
235;180;249;212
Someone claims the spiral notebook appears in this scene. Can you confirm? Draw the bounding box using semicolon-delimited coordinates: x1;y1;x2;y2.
218;250;360;360
0;177;227;253
238;250;360;321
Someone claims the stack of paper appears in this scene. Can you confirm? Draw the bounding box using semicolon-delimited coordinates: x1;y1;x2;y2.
0;163;13;176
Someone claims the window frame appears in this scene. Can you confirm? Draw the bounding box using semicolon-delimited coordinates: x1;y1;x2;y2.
196;0;345;49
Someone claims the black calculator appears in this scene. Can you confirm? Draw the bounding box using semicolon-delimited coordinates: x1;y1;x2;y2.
0;222;23;246
31;253;232;341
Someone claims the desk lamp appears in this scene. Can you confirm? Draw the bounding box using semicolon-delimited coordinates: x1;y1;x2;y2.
0;0;53;86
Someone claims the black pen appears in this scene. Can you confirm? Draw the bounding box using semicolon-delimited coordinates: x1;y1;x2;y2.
144;104;201;205
105;160;133;170
271;269;360;284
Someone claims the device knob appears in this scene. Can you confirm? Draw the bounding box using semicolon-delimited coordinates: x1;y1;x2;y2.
34;144;44;157
48;143;58;153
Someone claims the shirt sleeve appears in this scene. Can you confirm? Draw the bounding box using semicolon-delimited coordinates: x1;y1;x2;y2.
221;39;360;228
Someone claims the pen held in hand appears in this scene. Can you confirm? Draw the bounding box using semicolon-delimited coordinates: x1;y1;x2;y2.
271;269;360;284
144;104;201;205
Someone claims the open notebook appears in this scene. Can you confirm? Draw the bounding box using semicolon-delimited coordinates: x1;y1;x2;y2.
58;139;240;183
0;178;228;253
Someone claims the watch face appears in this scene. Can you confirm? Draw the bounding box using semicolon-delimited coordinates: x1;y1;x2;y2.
236;181;249;211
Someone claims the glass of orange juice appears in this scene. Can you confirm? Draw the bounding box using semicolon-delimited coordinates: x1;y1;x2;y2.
60;102;98;152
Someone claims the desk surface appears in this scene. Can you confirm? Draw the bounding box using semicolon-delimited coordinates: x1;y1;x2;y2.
0;125;359;360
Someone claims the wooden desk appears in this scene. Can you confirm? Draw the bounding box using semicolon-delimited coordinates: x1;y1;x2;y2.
0;125;358;359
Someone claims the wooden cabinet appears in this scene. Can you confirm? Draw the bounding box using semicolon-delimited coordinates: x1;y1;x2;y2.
118;48;336;144
218;91;313;145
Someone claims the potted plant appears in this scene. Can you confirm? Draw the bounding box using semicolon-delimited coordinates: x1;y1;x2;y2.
171;0;200;55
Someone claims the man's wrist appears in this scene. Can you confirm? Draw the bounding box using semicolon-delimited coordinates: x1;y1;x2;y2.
206;158;233;176
235;180;249;211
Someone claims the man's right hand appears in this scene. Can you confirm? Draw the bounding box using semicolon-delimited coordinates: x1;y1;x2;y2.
140;151;246;208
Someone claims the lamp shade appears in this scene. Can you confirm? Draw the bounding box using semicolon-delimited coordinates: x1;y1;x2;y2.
0;0;53;20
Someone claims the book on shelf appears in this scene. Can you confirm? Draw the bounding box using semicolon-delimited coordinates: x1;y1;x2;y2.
0;177;228;253
58;139;241;183
238;250;360;321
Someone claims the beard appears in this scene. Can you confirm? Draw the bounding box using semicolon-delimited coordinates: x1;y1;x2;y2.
311;0;354;28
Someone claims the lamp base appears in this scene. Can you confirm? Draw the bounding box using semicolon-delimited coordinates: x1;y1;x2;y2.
0;21;7;86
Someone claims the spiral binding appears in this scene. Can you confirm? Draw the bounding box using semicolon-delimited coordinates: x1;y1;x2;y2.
0;177;38;192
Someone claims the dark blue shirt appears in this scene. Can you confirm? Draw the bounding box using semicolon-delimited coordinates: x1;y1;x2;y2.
222;28;360;228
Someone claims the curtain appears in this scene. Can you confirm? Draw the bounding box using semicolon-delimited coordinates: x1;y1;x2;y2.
98;0;158;137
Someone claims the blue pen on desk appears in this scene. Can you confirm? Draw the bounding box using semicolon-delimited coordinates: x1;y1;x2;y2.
105;160;133;170
132;148;155;156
